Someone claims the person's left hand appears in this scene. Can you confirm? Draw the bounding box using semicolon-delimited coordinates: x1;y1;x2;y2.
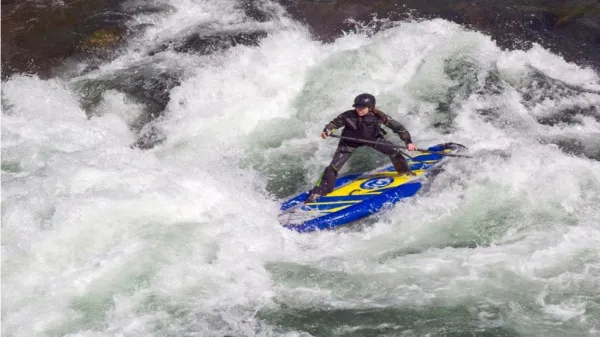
407;143;417;151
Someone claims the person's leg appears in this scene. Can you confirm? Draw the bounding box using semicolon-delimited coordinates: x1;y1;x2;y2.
308;145;357;202
371;139;413;175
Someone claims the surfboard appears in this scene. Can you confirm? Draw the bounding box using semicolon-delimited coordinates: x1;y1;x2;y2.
278;143;465;232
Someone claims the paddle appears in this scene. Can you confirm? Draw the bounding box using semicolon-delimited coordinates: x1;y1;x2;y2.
328;134;473;158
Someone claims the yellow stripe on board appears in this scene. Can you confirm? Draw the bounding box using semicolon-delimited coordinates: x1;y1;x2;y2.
328;169;425;197
306;201;362;205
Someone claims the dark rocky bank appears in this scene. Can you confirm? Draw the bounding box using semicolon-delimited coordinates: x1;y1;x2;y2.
276;0;600;71
1;0;132;80
0;0;275;80
2;0;599;80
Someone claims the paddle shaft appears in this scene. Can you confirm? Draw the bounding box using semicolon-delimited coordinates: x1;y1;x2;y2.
328;134;472;158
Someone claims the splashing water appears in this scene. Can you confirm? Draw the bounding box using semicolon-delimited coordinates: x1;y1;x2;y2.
2;1;600;336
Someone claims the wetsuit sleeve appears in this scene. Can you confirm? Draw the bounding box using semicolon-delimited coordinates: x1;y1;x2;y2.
323;113;346;134
382;114;413;145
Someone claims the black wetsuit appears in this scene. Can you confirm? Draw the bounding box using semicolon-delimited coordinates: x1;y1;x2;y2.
311;109;413;196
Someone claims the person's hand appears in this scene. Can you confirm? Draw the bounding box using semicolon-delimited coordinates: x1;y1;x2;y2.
321;131;329;139
407;143;417;151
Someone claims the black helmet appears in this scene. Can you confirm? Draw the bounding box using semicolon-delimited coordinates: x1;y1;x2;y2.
352;93;376;108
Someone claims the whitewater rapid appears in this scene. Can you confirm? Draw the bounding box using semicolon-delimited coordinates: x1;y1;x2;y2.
2;0;600;336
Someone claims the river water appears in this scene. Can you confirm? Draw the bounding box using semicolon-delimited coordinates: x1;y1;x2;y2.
2;0;600;336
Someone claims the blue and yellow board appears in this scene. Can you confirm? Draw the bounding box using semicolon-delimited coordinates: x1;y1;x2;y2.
279;143;463;232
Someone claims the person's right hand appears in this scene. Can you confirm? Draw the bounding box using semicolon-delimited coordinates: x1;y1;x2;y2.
321;131;329;139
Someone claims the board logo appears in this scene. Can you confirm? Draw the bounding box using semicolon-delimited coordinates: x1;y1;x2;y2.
361;177;393;190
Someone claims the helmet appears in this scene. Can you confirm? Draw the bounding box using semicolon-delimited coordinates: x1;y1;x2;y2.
352;93;376;108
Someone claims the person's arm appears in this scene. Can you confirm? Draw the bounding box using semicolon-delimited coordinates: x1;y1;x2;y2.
321;112;346;138
380;112;416;150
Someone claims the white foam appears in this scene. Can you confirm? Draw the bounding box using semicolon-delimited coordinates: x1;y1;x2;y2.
2;4;600;337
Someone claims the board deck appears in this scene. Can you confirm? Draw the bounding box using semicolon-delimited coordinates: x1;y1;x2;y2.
279;144;463;232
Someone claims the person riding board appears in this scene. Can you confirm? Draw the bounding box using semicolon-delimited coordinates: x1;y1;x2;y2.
306;93;417;203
